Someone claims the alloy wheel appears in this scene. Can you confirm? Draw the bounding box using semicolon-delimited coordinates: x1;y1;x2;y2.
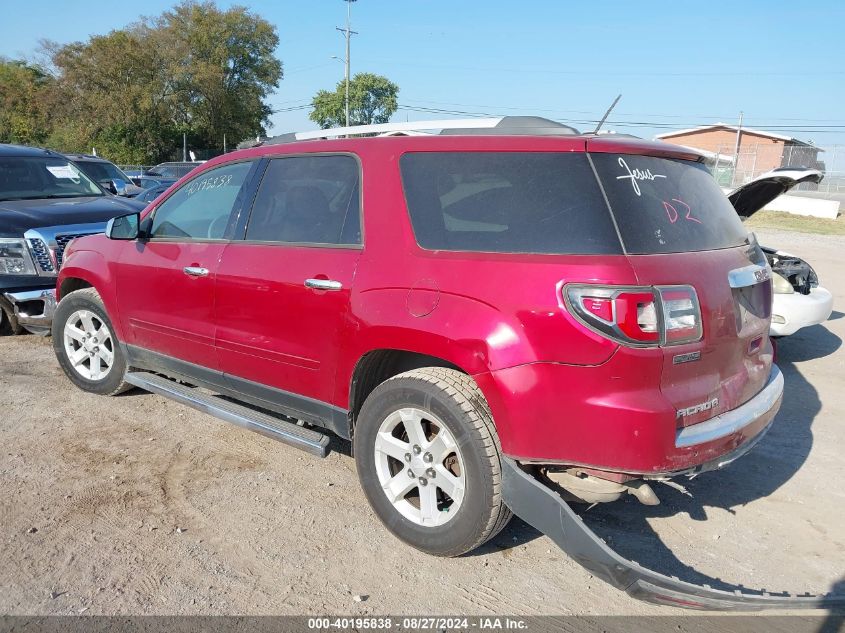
62;309;115;381
373;407;466;527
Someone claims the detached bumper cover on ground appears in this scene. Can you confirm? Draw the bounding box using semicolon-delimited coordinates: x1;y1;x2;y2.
502;456;845;611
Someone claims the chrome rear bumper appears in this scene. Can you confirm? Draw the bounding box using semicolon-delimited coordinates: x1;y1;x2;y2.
675;365;784;449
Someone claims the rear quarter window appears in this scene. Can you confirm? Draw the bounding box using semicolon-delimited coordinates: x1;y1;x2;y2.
591;153;748;254
400;152;622;255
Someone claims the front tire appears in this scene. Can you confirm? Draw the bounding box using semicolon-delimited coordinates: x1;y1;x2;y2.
354;367;512;557
52;288;131;395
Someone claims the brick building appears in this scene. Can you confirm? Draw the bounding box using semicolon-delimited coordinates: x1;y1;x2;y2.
655;124;823;175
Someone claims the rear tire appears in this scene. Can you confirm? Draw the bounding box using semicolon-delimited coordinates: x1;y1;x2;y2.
354;367;512;557
52;288;131;395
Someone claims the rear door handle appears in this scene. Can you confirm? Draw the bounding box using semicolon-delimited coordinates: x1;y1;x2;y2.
183;266;209;278
305;278;342;291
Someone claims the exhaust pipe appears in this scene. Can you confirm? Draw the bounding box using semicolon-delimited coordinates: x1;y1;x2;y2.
543;468;660;506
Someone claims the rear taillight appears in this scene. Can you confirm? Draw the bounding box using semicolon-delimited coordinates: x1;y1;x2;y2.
659;287;702;344
565;285;702;347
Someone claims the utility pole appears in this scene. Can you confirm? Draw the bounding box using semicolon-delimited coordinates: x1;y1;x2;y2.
732;111;743;186
336;0;358;128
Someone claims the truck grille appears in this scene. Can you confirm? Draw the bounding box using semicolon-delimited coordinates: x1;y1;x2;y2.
27;232;98;273
27;238;55;272
55;233;95;268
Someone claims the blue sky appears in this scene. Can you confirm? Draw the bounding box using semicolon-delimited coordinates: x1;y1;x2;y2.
3;0;845;145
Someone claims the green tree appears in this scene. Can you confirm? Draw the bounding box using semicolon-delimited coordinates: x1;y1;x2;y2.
157;1;283;149
310;73;399;129
0;59;53;145
39;0;283;163
43;28;180;163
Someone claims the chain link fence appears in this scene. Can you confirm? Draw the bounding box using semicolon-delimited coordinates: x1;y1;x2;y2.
710;143;845;196
116;148;225;175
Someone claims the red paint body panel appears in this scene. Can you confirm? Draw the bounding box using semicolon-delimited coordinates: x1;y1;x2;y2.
214;242;361;403
57;241;122;334
56;133;778;477
626;249;773;428
114;241;224;369
476;356;777;474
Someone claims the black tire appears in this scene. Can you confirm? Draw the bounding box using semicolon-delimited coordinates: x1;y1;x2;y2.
0;296;24;336
354;367;512;557
52;288;131;395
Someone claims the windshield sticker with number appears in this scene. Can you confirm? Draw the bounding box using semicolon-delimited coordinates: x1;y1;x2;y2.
185;173;234;196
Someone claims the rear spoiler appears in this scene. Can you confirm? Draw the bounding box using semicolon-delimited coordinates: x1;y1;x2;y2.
502;457;845;611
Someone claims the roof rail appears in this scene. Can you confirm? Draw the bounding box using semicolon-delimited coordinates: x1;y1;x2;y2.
254;116;580;147
292;118;503;141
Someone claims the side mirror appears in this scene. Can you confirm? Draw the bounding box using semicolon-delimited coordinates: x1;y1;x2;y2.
106;212;140;240
110;178;129;196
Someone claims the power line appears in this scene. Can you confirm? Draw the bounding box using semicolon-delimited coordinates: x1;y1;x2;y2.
273;104;311;113
396;105;845;134
272;101;845;135
401;98;845;124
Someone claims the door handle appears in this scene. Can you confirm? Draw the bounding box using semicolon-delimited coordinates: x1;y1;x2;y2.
183;266;209;277
305;278;342;291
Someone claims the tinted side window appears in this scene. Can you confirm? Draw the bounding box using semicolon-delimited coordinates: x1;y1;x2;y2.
399;152;621;255
150;161;253;239
245;155;360;245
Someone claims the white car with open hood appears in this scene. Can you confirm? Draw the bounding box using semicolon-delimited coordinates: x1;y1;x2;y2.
728;168;834;336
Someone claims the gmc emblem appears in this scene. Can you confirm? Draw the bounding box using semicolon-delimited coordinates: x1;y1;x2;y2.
676;397;719;420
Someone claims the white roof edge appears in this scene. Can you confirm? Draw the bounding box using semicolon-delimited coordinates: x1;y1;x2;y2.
655;123;808;145
294;118;505;140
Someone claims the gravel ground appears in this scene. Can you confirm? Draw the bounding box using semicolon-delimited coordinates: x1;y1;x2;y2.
0;228;843;616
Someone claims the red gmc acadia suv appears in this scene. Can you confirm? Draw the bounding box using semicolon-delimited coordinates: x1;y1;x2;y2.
52;117;816;609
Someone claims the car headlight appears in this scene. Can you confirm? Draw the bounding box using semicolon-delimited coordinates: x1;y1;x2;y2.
0;238;37;275
772;272;794;295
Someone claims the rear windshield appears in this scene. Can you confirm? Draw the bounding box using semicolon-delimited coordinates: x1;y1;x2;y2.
591;153;748;254
400;152;622;255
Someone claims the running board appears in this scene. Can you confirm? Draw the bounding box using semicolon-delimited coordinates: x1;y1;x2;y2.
501;456;845;611
125;371;331;457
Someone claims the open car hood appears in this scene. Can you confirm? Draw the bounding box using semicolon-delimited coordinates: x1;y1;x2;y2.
728;167;823;218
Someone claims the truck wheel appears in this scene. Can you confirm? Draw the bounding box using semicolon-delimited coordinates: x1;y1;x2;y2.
52;288;131;396
354;367;512;556
0;296;24;336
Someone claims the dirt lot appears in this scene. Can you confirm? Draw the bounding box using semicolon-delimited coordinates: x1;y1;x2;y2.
1;228;843;616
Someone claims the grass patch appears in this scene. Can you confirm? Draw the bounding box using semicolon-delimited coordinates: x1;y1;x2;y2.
745;210;845;236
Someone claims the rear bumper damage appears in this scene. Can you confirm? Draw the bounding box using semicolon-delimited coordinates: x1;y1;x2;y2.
501;456;845;611
480;356;782;474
